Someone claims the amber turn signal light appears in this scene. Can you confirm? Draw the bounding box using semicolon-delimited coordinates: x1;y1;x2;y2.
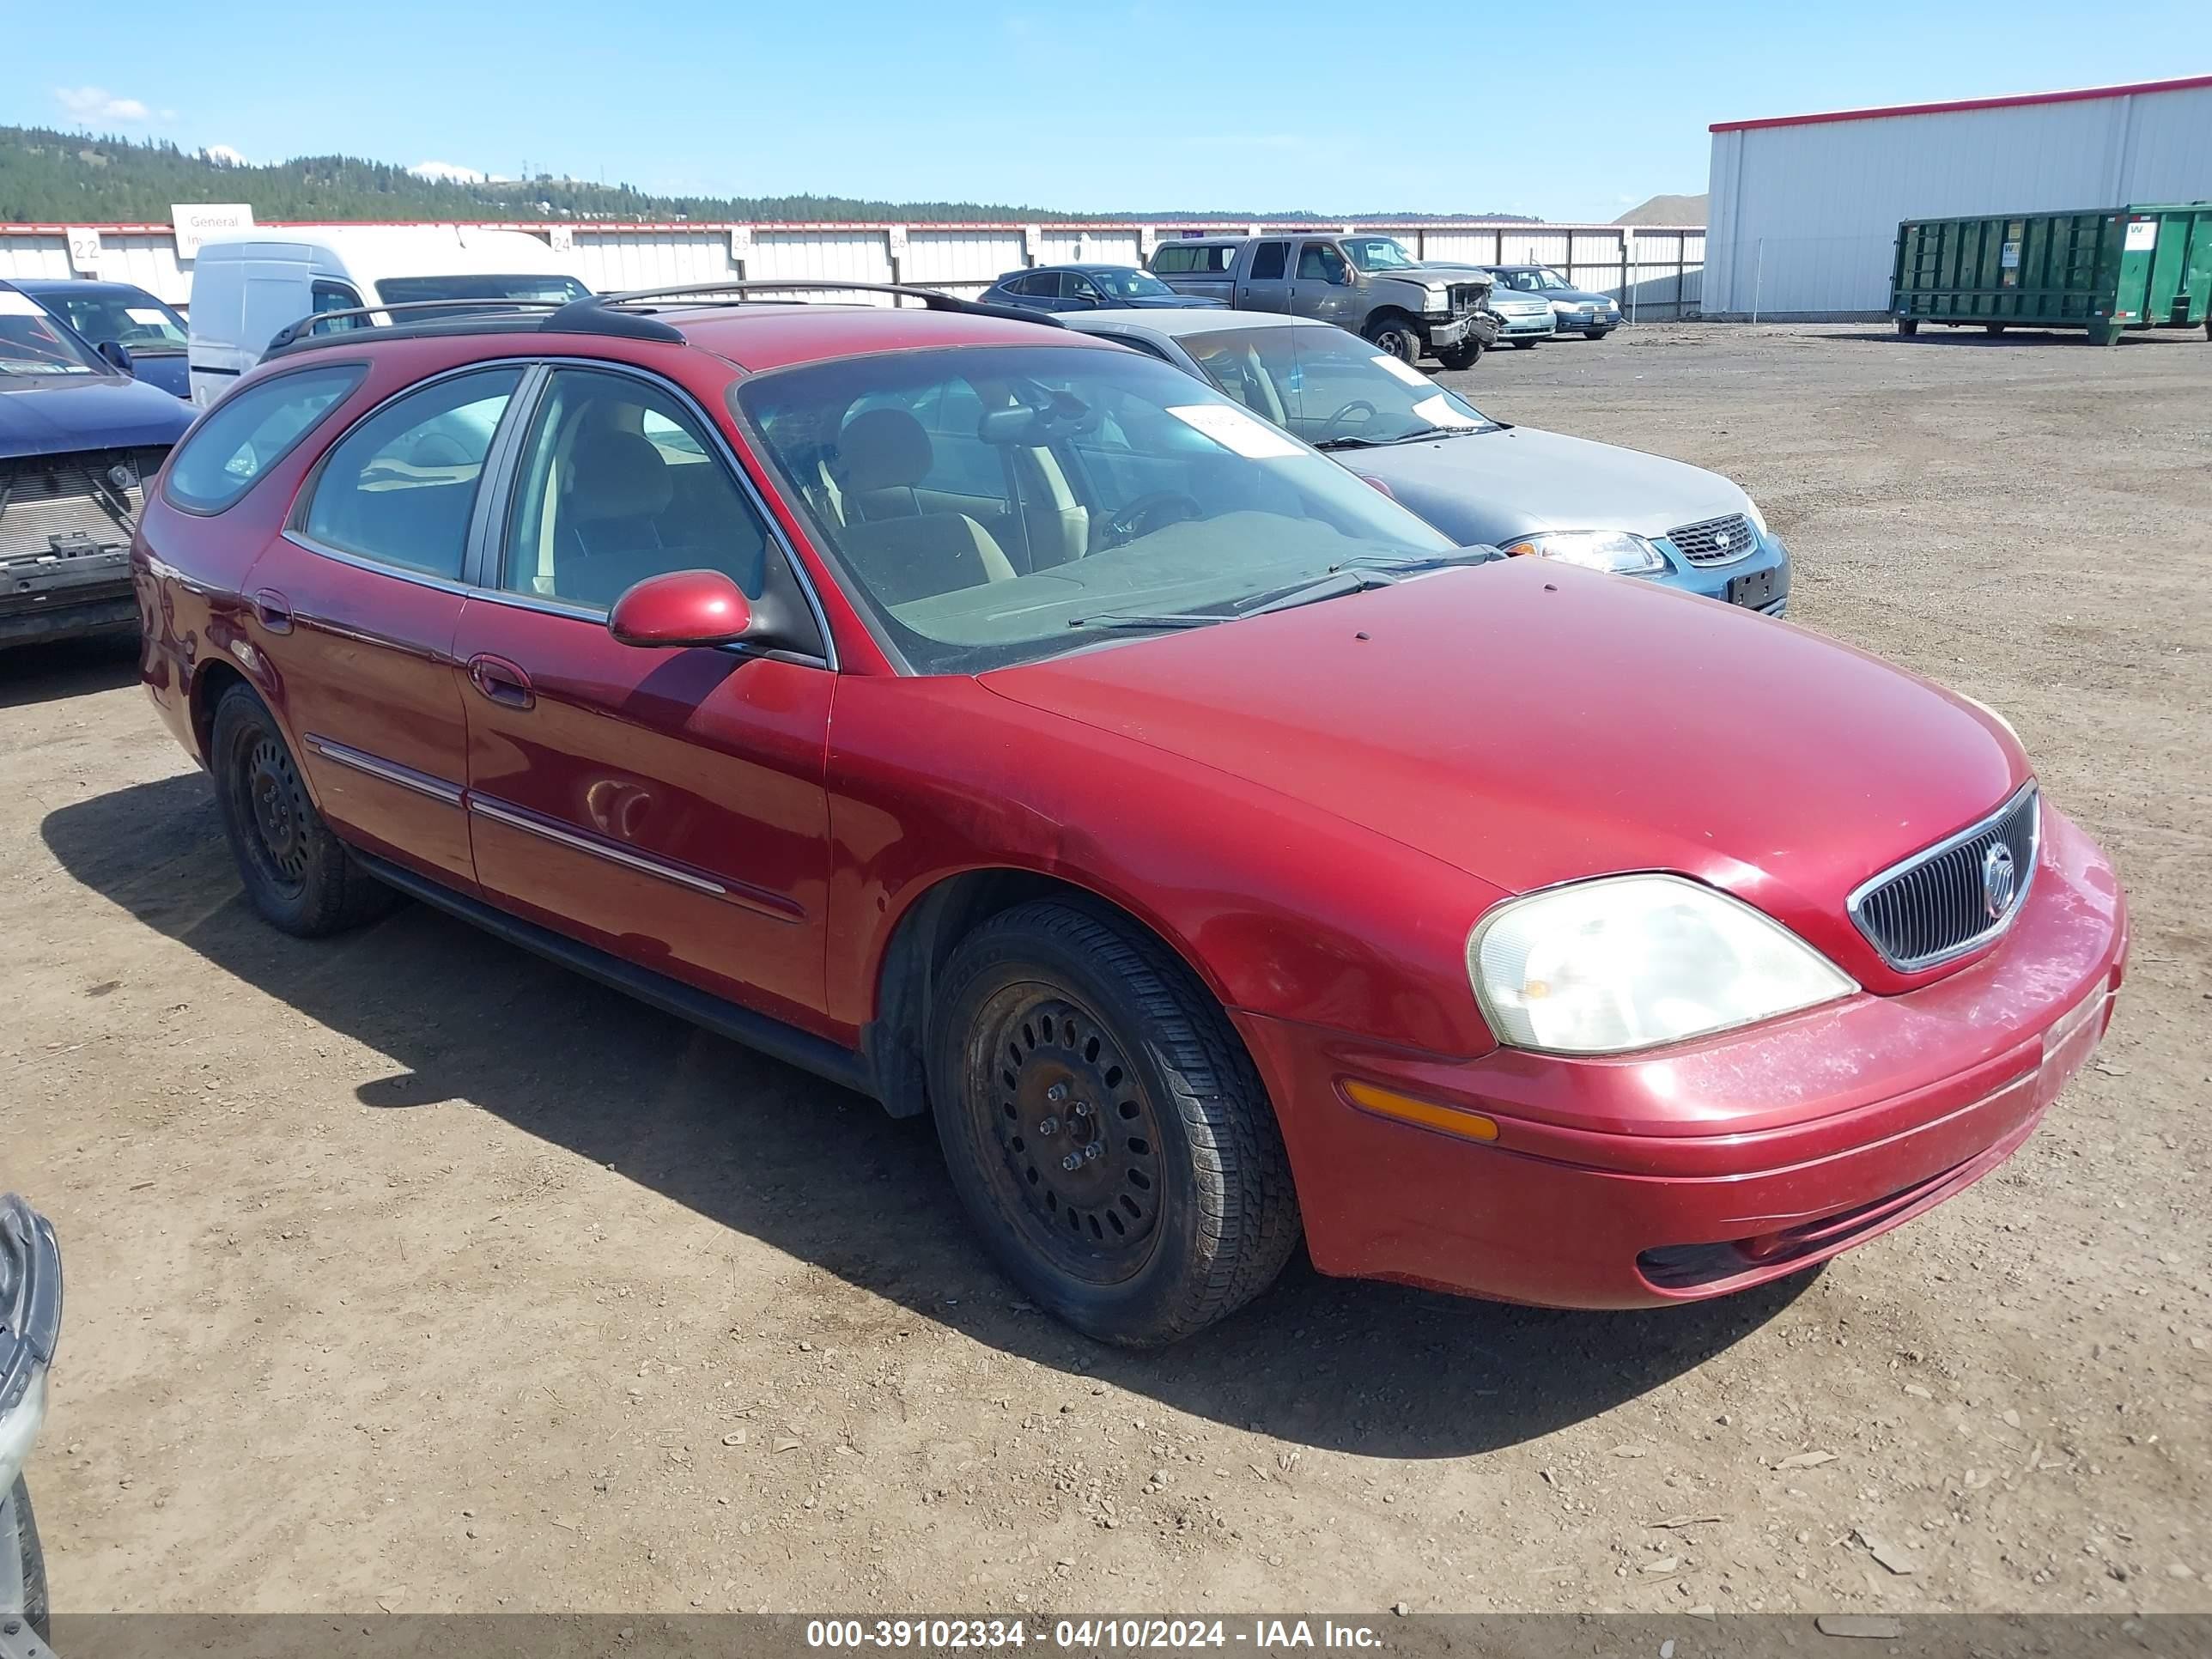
1341;1079;1500;1143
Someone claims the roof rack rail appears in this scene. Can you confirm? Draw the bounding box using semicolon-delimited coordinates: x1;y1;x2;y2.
265;297;568;355
545;280;1065;334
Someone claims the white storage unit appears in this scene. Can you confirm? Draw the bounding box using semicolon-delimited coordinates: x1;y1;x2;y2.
1705;74;2212;319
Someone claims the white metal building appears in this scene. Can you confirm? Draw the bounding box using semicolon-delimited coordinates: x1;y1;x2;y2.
1704;74;2212;319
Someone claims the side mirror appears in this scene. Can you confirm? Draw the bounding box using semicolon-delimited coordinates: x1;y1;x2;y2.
98;339;136;375
608;568;753;648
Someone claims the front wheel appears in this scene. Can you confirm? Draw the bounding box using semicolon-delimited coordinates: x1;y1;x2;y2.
928;901;1301;1347
1364;315;1424;367
210;683;399;938
1437;339;1484;371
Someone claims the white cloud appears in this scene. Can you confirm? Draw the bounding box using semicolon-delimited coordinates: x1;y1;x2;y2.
204;143;248;167
54;86;154;123
410;160;487;185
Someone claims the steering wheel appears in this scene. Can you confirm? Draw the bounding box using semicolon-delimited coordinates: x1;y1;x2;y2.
1322;399;1379;438
1100;491;1203;549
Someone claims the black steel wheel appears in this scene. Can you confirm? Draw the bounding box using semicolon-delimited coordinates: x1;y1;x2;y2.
929;900;1300;1346
210;684;398;938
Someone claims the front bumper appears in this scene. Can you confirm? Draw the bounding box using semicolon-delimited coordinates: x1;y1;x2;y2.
1654;528;1792;614
1;544;137;649
1493;310;1556;338
1423;316;1472;349
1233;805;2127;1309
1553;303;1620;332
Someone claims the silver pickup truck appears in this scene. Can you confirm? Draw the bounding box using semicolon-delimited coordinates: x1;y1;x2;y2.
1146;233;1497;368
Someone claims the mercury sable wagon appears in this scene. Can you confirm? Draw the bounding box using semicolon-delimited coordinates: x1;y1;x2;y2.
133;283;2126;1346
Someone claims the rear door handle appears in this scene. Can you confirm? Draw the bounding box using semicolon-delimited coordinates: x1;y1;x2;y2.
251;588;293;635
467;653;535;710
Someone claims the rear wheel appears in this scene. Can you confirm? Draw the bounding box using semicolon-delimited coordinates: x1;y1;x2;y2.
1364;314;1424;367
210;684;398;938
1583;328;1612;340
928;901;1300;1347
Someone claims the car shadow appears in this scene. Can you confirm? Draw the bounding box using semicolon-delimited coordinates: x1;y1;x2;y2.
41;771;1811;1458
0;633;142;708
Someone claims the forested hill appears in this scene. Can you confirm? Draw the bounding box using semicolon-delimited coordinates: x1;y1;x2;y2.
1;126;1536;225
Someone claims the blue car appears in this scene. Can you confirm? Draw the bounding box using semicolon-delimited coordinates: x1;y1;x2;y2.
2;280;195;648
11;277;193;402
980;264;1225;313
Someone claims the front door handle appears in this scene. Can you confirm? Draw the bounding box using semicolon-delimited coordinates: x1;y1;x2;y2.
467;653;534;710
251;588;293;635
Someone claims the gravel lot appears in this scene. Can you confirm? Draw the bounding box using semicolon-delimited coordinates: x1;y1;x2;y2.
5;321;2208;1620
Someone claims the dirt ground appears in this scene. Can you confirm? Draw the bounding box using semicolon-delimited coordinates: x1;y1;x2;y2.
4;321;2208;1620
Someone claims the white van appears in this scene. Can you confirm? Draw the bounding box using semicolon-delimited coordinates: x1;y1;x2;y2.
185;227;592;406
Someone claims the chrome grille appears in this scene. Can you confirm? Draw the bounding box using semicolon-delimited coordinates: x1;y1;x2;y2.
1849;783;2040;971
0;447;167;566
1666;512;1758;566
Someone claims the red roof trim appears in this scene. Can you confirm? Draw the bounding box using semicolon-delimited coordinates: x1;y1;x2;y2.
1711;72;2212;133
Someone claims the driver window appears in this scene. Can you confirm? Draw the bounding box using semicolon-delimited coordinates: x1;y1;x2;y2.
498;368;771;611
1297;243;1347;283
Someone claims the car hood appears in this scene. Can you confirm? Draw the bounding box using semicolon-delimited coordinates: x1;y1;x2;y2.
1376;263;1492;287
1345;425;1747;545
981;558;2025;986
0;372;195;459
1542;288;1616;307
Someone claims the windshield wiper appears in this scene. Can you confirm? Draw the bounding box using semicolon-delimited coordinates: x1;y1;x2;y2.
1066;611;1234;632
1314;425;1487;452
1328;548;1500;574
1239;568;1401;617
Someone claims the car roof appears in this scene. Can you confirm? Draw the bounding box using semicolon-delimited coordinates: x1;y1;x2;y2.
11;276;164;300
196;226;582;283
259;299;1117;376
1062;307;1327;341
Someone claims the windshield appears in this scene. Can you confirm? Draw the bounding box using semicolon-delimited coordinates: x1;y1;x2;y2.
0;291;106;375
375;273;591;307
735;344;1455;672
1091;269;1175;301
1182;326;1497;447
1496;267;1572;292
1342;237;1419;272
33;289;187;351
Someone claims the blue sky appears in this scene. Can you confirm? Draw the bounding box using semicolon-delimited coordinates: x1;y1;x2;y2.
5;2;2203;222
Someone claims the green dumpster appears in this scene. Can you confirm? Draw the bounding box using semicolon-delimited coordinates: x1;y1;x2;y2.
1890;204;2212;345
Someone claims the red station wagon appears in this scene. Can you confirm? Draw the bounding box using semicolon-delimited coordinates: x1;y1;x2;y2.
135;283;2128;1346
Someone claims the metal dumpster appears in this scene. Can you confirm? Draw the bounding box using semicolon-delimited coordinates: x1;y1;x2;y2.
1891;204;2212;344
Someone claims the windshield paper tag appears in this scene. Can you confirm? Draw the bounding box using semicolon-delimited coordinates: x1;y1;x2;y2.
1370;354;1431;388
125;307;169;325
0;291;45;317
1411;393;1482;428
1166;404;1302;459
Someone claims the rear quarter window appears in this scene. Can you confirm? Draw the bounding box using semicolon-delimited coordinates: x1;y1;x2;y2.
165;363;367;514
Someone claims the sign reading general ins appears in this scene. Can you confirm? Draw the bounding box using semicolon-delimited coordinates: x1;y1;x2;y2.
171;203;256;260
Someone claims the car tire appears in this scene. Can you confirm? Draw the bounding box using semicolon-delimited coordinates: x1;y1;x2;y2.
1364;315;1424;368
1583;328;1612;340
1436;340;1483;371
928;900;1301;1347
1896;318;1921;337
210;683;399;939
1508;338;1539;349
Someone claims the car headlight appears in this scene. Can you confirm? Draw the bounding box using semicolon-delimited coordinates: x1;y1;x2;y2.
1424;287;1454;313
1468;874;1856;1054
1499;530;1667;575
1741;495;1769;536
